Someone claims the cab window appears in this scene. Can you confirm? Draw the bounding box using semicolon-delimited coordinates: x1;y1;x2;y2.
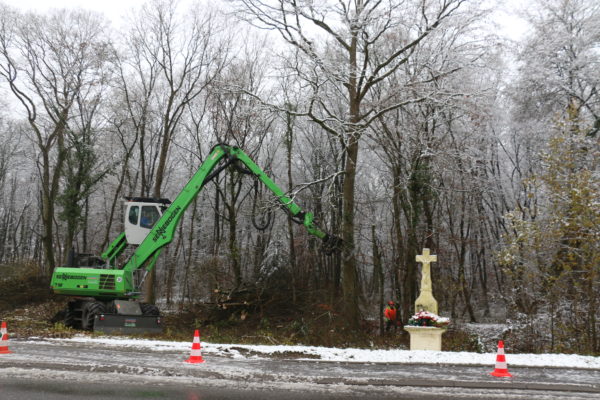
140;206;160;229
128;206;139;225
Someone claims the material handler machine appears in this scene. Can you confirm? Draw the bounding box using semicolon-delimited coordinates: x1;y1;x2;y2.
50;144;339;333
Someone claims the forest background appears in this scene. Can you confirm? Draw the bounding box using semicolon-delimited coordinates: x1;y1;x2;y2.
0;0;598;355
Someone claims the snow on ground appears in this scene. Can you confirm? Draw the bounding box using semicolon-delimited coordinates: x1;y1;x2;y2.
33;335;600;370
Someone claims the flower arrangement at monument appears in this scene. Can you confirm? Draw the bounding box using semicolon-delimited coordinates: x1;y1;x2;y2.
407;311;450;328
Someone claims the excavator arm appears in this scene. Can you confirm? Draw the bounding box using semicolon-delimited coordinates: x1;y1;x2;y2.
123;144;339;275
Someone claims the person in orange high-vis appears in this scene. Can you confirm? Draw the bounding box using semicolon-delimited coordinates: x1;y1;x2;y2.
384;301;398;332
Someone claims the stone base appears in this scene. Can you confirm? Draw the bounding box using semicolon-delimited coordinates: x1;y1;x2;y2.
404;326;446;351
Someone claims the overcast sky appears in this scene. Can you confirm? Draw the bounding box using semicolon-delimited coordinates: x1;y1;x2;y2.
3;0;530;40
4;0;148;24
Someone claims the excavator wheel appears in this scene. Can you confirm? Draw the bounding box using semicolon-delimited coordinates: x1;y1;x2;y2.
62;300;83;329
64;307;80;329
81;301;106;330
140;303;160;316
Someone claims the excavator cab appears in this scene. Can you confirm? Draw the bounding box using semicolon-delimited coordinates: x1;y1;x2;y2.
124;197;171;245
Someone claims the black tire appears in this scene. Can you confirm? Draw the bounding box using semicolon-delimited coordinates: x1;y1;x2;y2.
81;301;106;330
140;303;160;316
64;307;78;328
63;300;83;329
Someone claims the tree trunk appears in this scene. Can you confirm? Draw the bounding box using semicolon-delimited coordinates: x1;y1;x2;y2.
372;225;384;336
341;135;360;327
391;165;405;323
285;111;298;303
227;174;242;288
40;115;68;273
340;21;362;328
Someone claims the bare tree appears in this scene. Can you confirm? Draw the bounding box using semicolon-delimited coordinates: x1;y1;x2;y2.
362;2;502;323
0;6;112;272
120;0;230;303
513;0;600;137
233;0;467;327
207;37;277;288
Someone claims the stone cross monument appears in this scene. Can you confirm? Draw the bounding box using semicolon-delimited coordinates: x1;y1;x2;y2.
405;248;445;351
414;248;438;314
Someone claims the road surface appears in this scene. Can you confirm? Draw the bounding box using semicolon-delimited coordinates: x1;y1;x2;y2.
0;338;598;399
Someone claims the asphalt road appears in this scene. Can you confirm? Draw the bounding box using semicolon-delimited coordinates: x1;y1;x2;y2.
0;377;394;400
0;339;598;399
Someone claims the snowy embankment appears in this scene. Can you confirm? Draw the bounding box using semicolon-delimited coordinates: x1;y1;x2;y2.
39;335;600;370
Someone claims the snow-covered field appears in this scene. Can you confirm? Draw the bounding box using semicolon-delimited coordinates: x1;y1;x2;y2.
38;335;600;370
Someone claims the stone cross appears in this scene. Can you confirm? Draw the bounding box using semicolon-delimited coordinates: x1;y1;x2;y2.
414;248;438;314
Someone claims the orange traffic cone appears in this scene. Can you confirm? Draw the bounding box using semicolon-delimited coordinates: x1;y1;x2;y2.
0;321;11;354
185;329;205;364
490;340;512;377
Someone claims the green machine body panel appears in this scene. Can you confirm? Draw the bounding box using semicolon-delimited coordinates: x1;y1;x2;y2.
51;268;134;299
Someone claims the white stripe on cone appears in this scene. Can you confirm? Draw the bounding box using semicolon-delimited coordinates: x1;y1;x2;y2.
190;336;202;357
496;347;507;368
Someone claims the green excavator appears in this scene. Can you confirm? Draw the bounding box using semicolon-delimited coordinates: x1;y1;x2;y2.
50;144;340;333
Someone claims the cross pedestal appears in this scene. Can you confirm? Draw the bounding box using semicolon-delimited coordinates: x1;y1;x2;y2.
404;326;445;351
